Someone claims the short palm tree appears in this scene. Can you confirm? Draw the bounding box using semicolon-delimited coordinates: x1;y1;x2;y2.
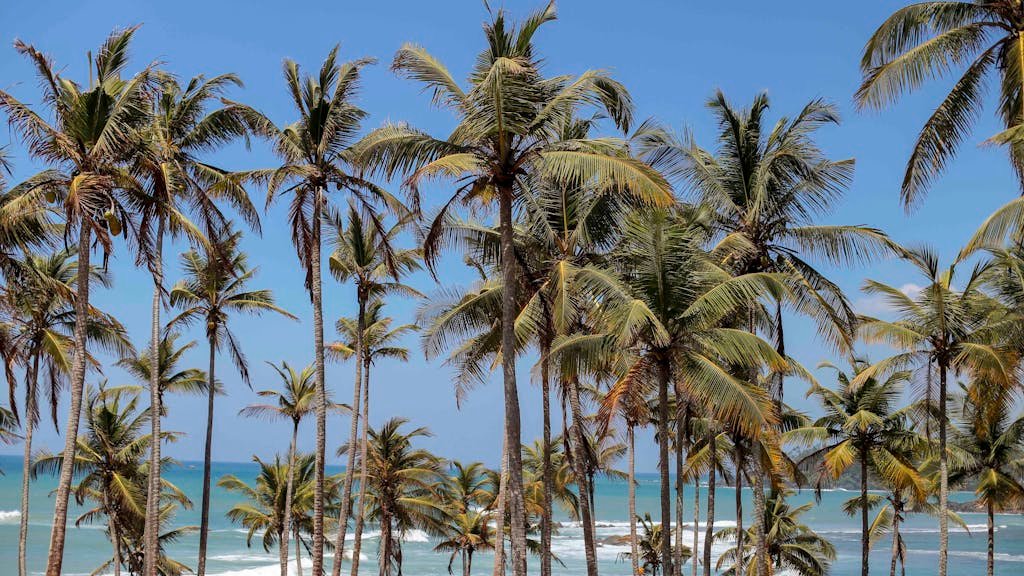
616;513;689;576
0;29;154;572
714;490;835;576
436;465;496;576
857;1;1024;206
856;246;1015;576
252;46;402;575
0;248;130;576
951;383;1024;576
328;204;420;576
239;362;317;576
790;359;926;576
168;225;294;572
355;5;672;572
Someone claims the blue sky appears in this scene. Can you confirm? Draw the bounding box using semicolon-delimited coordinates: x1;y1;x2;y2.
0;0;1018;473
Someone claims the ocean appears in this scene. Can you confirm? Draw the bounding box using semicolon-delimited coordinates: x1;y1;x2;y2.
0;455;1021;575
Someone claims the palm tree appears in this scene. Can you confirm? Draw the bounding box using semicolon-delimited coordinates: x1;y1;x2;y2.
117;330;209;412
168;225;294;573
616;513;689;576
790;359;926;576
327;204;420;576
0;29;154;573
253;46;402;575
132;71;263;576
951;382;1024;576
239;362;317;576
857;1;1024;206
0;248;130;576
354;417;445;576
31;384;194;576
856;246;1015;576
714;490;835;576
355;4;672;572
436;462;496;576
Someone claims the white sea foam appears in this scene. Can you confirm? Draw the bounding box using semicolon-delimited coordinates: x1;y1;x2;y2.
908;549;1024;563
0;509;20;522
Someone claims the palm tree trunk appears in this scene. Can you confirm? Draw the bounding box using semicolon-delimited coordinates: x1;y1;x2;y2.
657;355;673;576
46;223;93;576
674;413;685;576
987;499;994;576
628;426;639;576
281;421;298;576
310;191;327;576
492;433;507;576
734;443;743;572
350;352;371;576
104;489;122;576
144;219;165;576
861;446;869;576
198;333;217;576
295;524;303;576
540;329;553;576
497;183;527;576
464;549;472;576
379;510;392;576
691;476;699;576
702;430;716;576
334;294;365;576
888;510;899;576
938;364;948;576
567;375;598;576
751;456;767;576
18;351;39;576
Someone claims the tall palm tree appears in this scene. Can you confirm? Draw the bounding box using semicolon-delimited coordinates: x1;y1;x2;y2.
355;417;445;576
857;1;1024;206
790;359;927;576
327;204;420;576
355;4;672;572
951;382;1024;576
253;46;401;575
0;29;154;573
132;71;263;576
714;490;835;576
856;246;1015;576
239;362;317;576
168;226;294;575
0;248;130;576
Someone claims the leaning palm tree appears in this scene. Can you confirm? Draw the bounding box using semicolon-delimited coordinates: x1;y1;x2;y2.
239;362;317;576
252;46;403;575
950;381;1024;576
131;70;263;576
355;4;672;572
328;300;417;575
168;225;294;574
857;1;1024;207
789;359;927;576
714;490;835;576
856;246;1015;576
327;204;421;576
0;29;154;573
0;248;130;576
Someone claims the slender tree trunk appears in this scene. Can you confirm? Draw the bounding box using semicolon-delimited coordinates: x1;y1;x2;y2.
751;455;767;576
464;549;471;576
497;184;527;576
492;431;507;576
198;335;217;576
144;220;165;576
379;509;391;576
281;421;298;576
692;477;699;576
46;223;93;576
311;192;327;576
938;364;948;576
656;355;673;576
295;524;303;576
350;352;371;576
987;500;994;576
888;510;899;576
567;375;598;576
861;447;870;576
334;294;366;576
674;413;685;576
104;489;122;576
628;426;639;576
702;430;716;576
540;330;553;576
734;443;743;572
18;352;39;576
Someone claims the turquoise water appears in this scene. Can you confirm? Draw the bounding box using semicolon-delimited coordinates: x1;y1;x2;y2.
1;455;1021;575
